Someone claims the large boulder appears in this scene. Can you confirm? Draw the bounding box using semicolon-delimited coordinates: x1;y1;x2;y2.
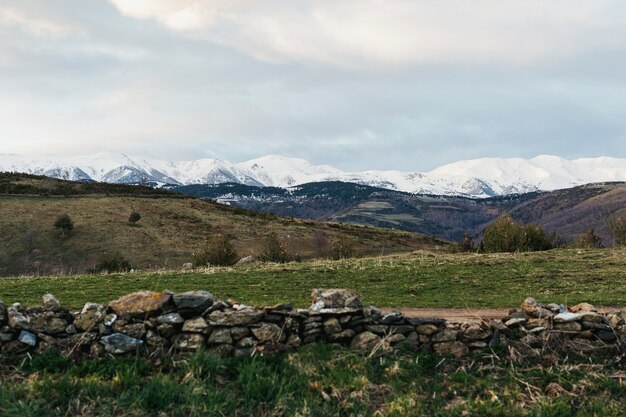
8;306;71;335
251;323;285;343
100;333;144;354
173;291;215;317
109;291;173;319
350;331;382;353
310;289;363;310
42;294;61;309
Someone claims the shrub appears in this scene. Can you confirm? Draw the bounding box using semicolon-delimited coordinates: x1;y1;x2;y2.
259;232;290;263
480;213;559;253
53;213;74;237
573;228;603;249
457;232;476;252
91;251;132;273
611;213;626;246
128;211;141;224
330;237;358;260
193;235;239;267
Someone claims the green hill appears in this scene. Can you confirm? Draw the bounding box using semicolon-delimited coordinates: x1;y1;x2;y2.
0;173;446;276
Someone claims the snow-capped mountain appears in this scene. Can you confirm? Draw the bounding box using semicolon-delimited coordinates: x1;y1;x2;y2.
1;152;626;198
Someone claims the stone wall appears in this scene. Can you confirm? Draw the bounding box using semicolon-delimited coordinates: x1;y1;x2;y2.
1;290;625;359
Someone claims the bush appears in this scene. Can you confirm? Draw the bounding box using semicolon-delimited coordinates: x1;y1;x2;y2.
457;232;476;253
53;213;74;237
193;235;239;267
611;213;626;246
128;211;141;224
91;251;132;273
330;237;358;260
259;232;290;263
480;214;559;253
573;228;603;248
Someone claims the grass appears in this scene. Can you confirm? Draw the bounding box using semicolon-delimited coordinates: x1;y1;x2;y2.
1;344;625;416
1;248;625;309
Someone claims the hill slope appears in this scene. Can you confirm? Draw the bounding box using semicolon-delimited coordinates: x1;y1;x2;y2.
0;174;445;276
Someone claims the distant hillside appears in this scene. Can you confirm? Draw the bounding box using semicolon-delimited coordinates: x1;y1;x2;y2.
175;181;626;244
0;174;446;276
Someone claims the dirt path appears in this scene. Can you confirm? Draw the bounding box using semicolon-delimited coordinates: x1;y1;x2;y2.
382;307;620;323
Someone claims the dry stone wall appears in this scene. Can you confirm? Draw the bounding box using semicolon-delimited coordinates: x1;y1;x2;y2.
1;290;625;359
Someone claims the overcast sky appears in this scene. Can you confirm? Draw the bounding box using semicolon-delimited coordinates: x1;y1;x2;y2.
1;0;626;171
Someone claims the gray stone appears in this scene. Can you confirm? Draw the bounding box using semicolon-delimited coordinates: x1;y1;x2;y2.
432;328;459;343
0;331;15;343
116;323;147;340
42;294;60;309
208;328;233;345
182;317;209;333
554;312;583;323
386;333;406;344
310;289;363;310
182;262;193;270
173;333;205;350
528;326;546;334
350;331;382;353
504;318;526;328
433;341;468;358
235;256;256;266
381;312;404;324
8;307;70;334
18;330;37;347
569;303;596;313
520;297;553;318
157;323;176;338
211;344;235;357
237;337;257;348
146;330;167;347
365;325;389;334
173;291;215;317
580;312;607;324
156;313;184;325
415;324;439;336
467;341;488;349
596;330;617;342
328;329;356;342
387;325;416;334
406;317;446;326
252;323;285;343
100;333;144;354
109;291;173;319
286;334;302;348
554;322;582;332
461;324;491;341
235;347;255;357
231;327;251;340
65;324;76;335
581;321;612;331
207;309;265;326
324;318;342;334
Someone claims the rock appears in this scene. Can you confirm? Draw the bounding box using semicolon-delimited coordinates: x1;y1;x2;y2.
286;334;302;348
146;330;167;347
528;327;546;334
207;309;265;326
365;325;390;334
569;303;596;313
554;322;582;332
580;312;607;324
235;256;256;266
596;330;617;343
431;329;459;343
173;291;215;317
461;324;491;341
42;294;60;309
8;307;70;335
468;341;488;349
386;334;406;344
488;330;501;348
381;312;404;324
74;303;106;332
310;289;363;310
156;313;184;325
157;323;176;338
2;340;31;354
433;341;468;358
328;329;356;342
116;323;147;339
350;331;382;353
208;328;233;345
526;318;550;330
109;291;173;319
324;318;342;334
406;317;447;326
256;342;288;356
252;323;285;343
18;330;37;347
504;318;526;328
581;321;612;332
100;333;144;354
608;314;623;328
0;329;15;343
521;297;553;318
554;312;583;323
0;301;6;326
235;347;255;357
182;317;209;333
182;262;193;270
237;337;257;348
173;333;205;350
415;324;440;336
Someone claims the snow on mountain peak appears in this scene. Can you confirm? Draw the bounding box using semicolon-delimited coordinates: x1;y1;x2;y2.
1;152;625;198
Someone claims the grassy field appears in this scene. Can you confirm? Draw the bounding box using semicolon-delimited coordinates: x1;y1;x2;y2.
1;344;625;416
1;248;625;309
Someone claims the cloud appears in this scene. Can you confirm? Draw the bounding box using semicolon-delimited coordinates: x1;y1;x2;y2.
107;0;626;67
0;7;83;37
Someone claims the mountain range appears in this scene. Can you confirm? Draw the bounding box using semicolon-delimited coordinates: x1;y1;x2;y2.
2;152;626;198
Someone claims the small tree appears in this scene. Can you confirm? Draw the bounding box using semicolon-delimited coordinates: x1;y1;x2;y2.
54;213;74;237
330;237;358;260
259;232;290;263
313;229;328;256
574;228;603;249
128;211;141;225
193;235;239;267
611;213;626;246
457;232;476;252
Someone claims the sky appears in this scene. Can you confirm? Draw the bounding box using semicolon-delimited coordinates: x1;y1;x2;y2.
1;0;626;171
